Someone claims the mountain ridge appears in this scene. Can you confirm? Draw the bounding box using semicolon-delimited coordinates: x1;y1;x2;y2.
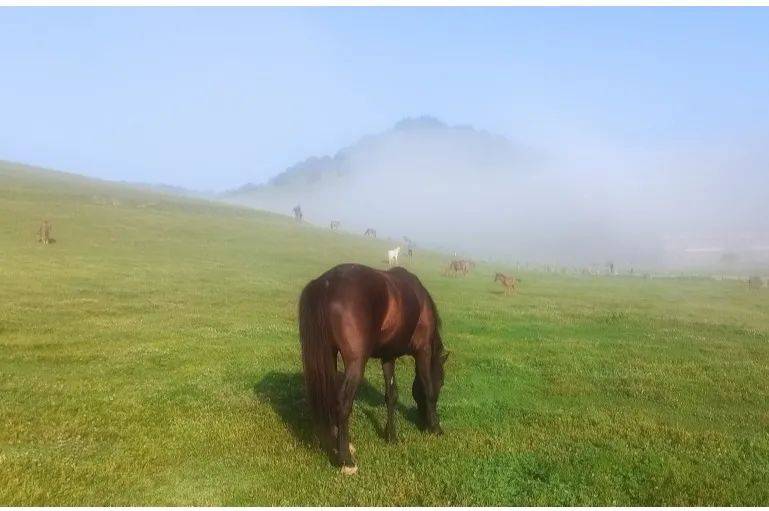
223;115;523;197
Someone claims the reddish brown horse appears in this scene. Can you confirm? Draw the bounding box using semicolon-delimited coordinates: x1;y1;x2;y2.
299;263;448;472
494;272;518;295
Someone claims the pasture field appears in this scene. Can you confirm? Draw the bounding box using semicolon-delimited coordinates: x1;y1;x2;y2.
2;161;769;506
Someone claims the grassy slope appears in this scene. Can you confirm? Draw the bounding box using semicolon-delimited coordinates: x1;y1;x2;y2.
1;161;769;505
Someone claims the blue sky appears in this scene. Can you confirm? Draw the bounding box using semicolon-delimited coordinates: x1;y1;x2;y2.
1;8;768;190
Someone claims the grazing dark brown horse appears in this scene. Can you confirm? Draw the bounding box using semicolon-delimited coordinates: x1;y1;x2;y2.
299;263;448;473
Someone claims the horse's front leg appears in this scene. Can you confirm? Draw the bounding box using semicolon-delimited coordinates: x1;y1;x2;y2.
414;350;443;435
336;358;364;473
382;359;398;443
412;376;426;425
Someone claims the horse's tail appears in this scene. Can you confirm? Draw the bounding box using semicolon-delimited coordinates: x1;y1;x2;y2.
298;279;337;440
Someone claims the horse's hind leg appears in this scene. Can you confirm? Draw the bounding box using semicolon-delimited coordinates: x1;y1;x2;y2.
382;359;398;443
336;358;364;471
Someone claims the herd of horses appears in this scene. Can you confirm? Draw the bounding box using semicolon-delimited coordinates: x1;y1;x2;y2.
294;204;767;472
292;205;380;240
293;207;509;289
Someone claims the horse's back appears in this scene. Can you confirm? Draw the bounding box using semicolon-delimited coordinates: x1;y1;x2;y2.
304;264;432;358
309;263;390;324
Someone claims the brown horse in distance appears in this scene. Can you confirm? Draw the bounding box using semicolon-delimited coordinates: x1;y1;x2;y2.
299;263;448;473
37;220;54;244
494;272;518;295
444;259;473;276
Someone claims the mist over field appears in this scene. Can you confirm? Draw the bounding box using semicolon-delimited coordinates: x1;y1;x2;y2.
225;117;769;271
3;9;769;272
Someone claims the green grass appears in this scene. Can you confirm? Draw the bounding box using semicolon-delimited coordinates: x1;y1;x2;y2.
2;160;769;505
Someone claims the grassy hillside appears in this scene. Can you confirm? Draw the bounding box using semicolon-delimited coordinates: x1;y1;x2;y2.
1;161;769;505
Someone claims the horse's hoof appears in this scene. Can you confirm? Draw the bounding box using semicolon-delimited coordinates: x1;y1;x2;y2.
341;465;358;476
430;425;444;435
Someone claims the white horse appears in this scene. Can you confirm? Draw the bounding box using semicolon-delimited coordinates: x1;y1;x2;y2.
387;246;401;267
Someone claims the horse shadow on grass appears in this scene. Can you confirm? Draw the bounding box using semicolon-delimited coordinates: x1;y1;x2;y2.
253;371;423;447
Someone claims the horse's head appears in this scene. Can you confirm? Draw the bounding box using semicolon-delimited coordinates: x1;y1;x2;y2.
494;273;502;282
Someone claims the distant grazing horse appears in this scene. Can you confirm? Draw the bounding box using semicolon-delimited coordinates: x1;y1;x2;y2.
330;220;340;230
494;272;518;295
299;264;448;473
387;246;401;267
404;237;415;261
444;259;472;276
37;220;55;244
292;205;303;222
748;275;764;289
364;228;377;238
443;260;465;276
